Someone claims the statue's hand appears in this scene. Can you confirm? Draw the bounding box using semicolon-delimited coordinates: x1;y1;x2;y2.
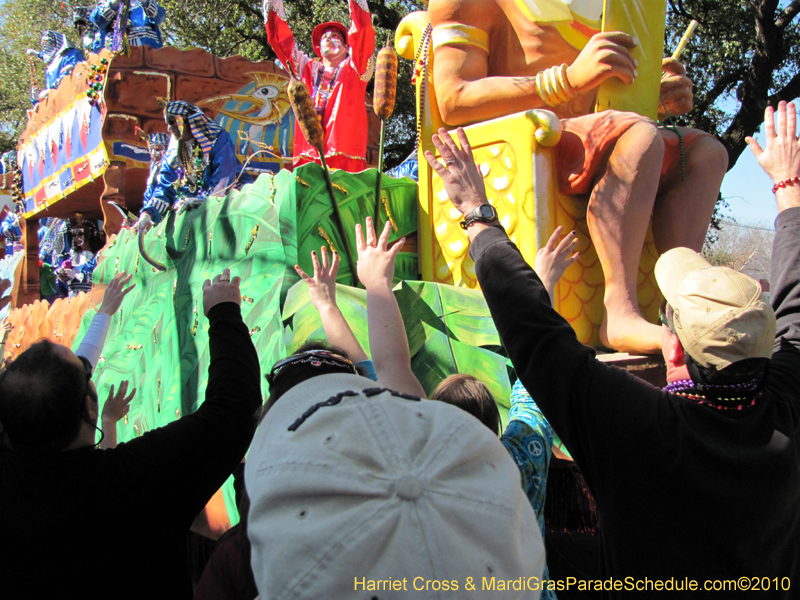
566;32;637;95
658;58;693;120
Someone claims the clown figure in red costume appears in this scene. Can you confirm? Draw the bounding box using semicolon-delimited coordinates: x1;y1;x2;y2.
264;0;375;172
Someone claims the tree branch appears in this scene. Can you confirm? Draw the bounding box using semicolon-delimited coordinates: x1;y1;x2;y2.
777;0;800;28
771;69;800;105
692;68;743;115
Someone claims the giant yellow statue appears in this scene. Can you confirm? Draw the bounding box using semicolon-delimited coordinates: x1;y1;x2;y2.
428;0;728;354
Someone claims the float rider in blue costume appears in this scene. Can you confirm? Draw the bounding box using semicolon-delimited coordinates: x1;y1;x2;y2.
0;212;22;257
142;131;169;207
73;7;100;54
90;0;166;51
136;101;254;231
26;31;86;103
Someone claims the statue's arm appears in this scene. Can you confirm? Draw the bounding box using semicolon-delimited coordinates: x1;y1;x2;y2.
431;0;637;126
431;0;542;126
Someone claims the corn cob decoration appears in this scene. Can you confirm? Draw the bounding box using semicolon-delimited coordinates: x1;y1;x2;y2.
287;75;357;285
287;76;324;152
373;35;398;221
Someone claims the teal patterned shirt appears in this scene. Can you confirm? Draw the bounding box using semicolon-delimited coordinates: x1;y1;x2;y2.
501;379;557;600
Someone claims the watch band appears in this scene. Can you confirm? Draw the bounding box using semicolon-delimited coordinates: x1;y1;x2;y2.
460;204;498;230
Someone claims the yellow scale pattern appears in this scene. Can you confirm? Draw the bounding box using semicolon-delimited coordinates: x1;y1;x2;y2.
430;143;662;349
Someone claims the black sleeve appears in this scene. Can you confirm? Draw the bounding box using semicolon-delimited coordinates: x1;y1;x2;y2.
767;207;800;399
108;302;262;523
469;226;663;493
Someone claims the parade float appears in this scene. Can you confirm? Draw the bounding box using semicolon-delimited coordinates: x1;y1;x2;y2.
2;0;699;532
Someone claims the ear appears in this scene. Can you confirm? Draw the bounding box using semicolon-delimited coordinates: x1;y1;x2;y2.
667;332;686;367
85;393;98;422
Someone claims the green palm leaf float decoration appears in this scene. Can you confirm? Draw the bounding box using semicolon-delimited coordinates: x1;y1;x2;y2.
292;165;419;286
282;279;512;426
74;168;420;527
282;280;370;355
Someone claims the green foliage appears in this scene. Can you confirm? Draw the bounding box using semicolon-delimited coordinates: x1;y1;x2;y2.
0;0;72;153
666;1;800;167
292;164;419;286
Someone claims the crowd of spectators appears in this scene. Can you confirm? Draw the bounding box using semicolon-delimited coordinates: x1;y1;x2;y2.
1;100;799;599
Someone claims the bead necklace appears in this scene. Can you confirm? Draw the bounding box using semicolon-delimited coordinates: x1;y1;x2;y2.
412;24;433;152
174;141;206;201
664;378;763;411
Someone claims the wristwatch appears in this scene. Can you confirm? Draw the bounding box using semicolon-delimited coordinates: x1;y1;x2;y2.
461;204;499;230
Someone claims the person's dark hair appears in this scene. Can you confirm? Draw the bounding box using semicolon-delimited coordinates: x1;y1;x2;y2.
431;374;501;437
262;341;354;416
0;340;89;453
70;220;105;254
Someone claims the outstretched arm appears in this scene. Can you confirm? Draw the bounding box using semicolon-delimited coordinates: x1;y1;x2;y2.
140;0;166;25
91;1;121;31
747;101;800;215
346;0;375;77
100;381;136;450
430;0;636;125
263;0;304;75
142;147;178;225
295;246;368;365
75;273;135;368
534;226;579;306
424;127;623;489
747;101;800;367
356;217;426;397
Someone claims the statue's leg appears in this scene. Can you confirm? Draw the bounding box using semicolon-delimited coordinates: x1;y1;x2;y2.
652;129;728;253
589;120;665;354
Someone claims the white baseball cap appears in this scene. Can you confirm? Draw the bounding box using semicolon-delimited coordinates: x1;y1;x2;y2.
245;373;545;599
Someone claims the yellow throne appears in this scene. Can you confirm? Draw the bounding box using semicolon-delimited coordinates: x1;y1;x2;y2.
396;12;662;350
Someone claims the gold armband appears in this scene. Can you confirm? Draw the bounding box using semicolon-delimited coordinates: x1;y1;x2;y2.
534;64;576;107
432;24;489;54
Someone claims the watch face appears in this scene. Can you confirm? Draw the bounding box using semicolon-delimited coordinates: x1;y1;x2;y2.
478;205;495;218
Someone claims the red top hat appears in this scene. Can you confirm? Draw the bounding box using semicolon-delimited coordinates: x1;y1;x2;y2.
312;21;349;58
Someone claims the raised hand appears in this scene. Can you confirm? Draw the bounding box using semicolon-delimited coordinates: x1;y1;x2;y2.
424;127;488;216
99;380;137;450
746;101;800;212
565;32;637;94
534;226;580;305
101;380;136;424
99;273;135;316
355;217;405;291
202;268;242;316
295;246;339;311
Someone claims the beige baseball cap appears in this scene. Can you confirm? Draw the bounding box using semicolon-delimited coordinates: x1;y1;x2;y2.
654;248;776;369
245;373;545;599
